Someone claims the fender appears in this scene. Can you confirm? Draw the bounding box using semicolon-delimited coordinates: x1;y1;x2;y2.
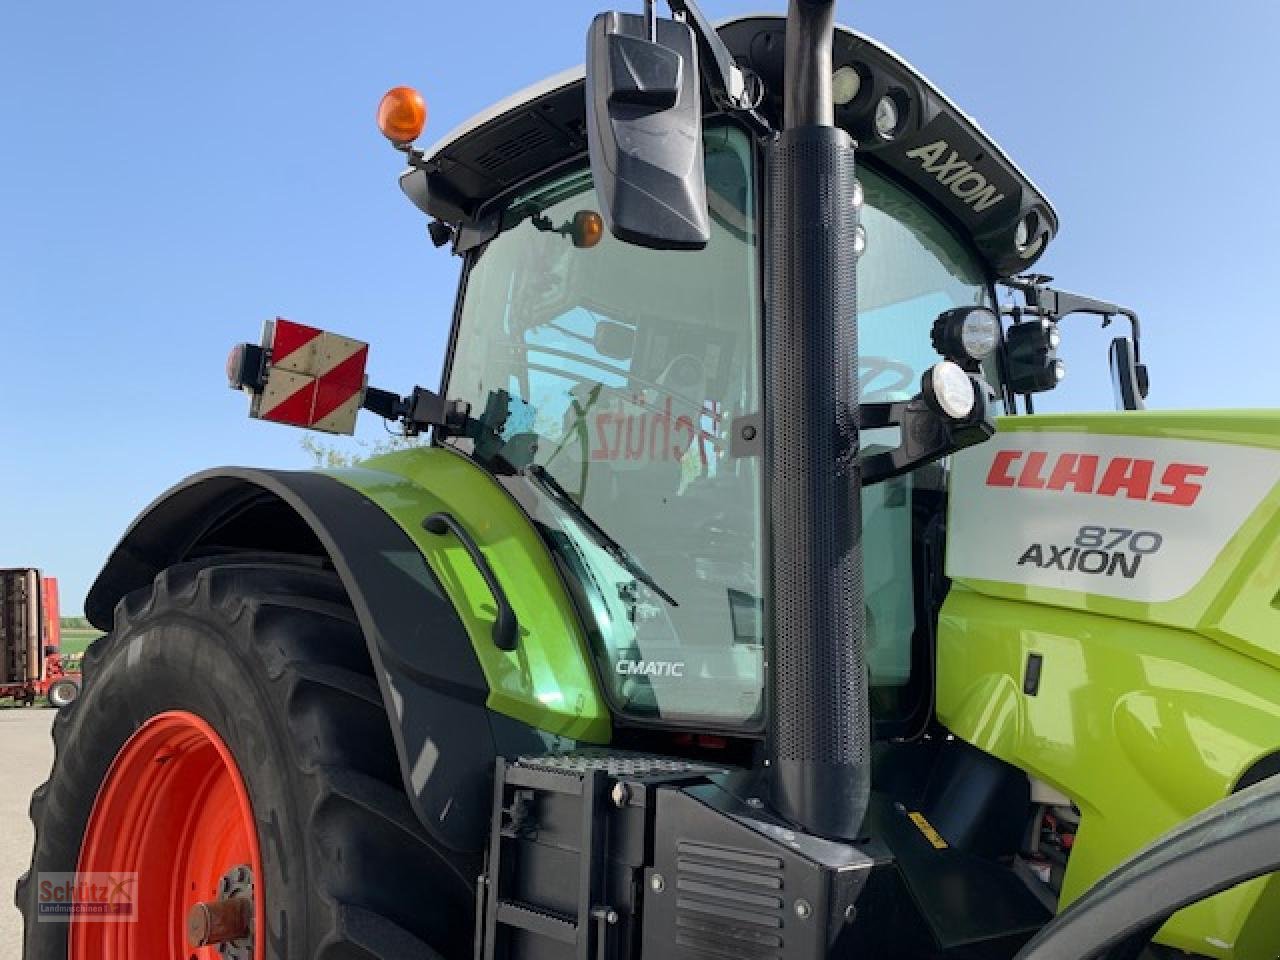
85;462;576;854
1015;776;1280;960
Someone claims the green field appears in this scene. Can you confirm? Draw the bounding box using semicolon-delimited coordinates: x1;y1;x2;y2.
59;628;101;659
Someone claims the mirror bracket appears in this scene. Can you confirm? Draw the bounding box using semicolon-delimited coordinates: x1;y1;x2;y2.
667;0;760;113
999;275;1150;410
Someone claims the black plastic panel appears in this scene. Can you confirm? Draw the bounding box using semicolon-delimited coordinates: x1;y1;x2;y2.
874;794;1049;953
720;18;1057;275
418;16;1057;276
644;782;876;960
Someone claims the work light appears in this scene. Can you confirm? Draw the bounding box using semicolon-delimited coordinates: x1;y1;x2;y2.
874;94;900;139
1014;212;1045;259
931;306;999;371
1005;319;1065;394
832;65;862;105
922;361;977;421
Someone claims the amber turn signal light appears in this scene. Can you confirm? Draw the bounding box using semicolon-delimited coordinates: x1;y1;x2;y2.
572;210;604;249
376;86;427;144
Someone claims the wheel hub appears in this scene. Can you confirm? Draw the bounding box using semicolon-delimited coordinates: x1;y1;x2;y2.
187;865;254;959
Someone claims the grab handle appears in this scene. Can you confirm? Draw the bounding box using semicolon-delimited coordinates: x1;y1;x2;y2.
422;512;519;652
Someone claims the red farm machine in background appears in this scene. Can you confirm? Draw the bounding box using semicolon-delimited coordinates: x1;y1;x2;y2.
0;569;80;709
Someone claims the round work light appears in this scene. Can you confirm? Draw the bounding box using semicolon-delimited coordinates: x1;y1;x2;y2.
833;65;862;106
874;94;901;140
931;306;1000;369
922;361;977;421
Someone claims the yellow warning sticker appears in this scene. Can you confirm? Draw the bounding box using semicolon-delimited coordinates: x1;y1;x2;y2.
908;811;949;850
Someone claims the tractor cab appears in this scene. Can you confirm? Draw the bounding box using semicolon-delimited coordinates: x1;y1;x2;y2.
439;120;989;736
388;15;1053;743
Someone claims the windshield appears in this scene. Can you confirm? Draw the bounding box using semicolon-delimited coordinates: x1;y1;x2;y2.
858;165;994;397
447;124;763;727
855;165;994;709
444;130;992;730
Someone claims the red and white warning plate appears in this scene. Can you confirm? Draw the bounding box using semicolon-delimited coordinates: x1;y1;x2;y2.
250;318;368;435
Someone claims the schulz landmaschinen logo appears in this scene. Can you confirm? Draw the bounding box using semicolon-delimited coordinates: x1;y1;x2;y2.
37;872;138;921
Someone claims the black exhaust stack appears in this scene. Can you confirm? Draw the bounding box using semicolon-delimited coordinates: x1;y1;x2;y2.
765;0;870;841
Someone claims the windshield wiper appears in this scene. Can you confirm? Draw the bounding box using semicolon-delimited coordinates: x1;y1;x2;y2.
524;464;678;607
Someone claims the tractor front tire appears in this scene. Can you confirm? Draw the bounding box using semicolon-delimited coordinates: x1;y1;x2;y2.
18;560;476;960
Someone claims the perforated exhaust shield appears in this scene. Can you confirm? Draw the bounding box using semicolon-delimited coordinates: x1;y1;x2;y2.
765;125;870;841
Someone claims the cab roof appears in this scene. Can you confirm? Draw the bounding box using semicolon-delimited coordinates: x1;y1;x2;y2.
410;14;1057;276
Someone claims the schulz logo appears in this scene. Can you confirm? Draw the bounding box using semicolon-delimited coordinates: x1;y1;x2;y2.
905;139;1007;214
616;659;685;678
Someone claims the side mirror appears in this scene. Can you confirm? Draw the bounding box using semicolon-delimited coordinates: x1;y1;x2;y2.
1108;336;1149;411
1005;319;1065;395
585;11;709;250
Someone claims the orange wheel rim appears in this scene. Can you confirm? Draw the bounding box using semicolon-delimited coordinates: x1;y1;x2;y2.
71;711;265;960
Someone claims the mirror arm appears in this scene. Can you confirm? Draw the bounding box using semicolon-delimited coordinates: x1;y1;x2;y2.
1035;287;1125;320
1051;294;1145;363
665;0;770;132
666;0;750;109
1117;307;1142;361
1003;277;1146;361
1014;282;1143;347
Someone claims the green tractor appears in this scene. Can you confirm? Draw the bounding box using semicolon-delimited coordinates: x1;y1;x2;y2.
20;3;1280;959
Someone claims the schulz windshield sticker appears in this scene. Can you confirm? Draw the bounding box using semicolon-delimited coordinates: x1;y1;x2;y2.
947;431;1280;603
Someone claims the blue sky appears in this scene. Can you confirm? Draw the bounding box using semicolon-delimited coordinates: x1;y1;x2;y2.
2;0;1277;614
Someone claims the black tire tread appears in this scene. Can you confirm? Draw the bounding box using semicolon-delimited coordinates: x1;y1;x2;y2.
19;556;473;959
